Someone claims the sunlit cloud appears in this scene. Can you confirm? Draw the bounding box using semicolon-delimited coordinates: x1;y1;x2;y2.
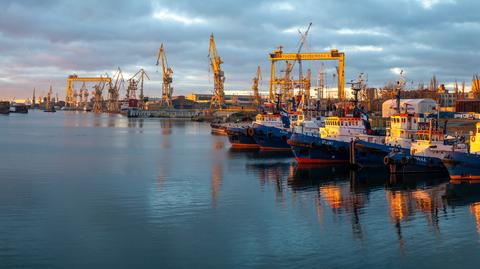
390;67;404;75
415;0;455;9
271;2;295;11
337;28;389;36
152;8;206;25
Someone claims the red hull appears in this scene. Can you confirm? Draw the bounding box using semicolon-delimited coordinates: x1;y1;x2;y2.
231;143;259;149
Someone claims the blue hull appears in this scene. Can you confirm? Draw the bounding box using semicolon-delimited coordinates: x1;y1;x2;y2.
226;126;258;148
443;152;480;182
288;133;349;164
386;151;447;174
252;125;292;150
354;140;408;169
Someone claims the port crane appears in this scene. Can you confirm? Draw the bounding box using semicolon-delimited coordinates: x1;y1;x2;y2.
251;66;262;107
208;34;225;109
129;68;150;109
65;75;112;107
92;78;107;113
107;67;124;113
156;43;174;108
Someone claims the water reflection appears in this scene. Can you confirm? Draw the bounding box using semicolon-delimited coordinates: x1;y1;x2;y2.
445;183;480;235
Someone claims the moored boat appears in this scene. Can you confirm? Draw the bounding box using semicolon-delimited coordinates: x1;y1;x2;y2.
443;122;480;183
0;101;10;115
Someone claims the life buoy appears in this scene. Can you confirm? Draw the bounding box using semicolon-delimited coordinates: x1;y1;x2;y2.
383;156;391;165
247;128;254;137
472;136;476;143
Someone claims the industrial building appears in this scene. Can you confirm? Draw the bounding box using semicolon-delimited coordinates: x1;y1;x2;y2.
382;98;437;117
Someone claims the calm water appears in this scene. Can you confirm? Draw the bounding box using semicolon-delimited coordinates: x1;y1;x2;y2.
1;111;480;268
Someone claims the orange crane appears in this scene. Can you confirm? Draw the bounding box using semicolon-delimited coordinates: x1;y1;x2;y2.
208;34;225;109
251;66;262;107
65;74;112;107
156;43;173;108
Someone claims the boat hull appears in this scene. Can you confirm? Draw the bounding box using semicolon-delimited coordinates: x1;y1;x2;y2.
288;133;349;164
226;126;259;149
252;125;291;150
443;152;480;183
386;151;447;174
353;140;408;170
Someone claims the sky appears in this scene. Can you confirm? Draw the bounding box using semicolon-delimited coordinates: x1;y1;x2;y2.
0;0;479;100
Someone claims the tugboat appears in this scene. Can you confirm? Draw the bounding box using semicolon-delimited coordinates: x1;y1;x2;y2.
0;101;10;115
288;74;383;164
9;102;29;113
352;73;424;170
384;118;467;174
251;108;296;150
443;122;480;183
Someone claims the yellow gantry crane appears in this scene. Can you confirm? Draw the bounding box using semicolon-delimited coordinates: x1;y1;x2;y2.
251;66;262;107
268;48;345;102
65;75;112;107
208;34;225;109
156;43;173;108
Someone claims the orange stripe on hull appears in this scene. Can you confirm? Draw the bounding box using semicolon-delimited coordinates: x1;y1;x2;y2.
295;157;348;164
450;174;480;184
231;143;259;149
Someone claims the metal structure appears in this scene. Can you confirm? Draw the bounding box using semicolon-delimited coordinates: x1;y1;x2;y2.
130;68;150;110
268;48;345;102
156;43;173;108
65;75;111;107
208;34;225;109
251;66;262;107
92;81;106;113
107;67;124;113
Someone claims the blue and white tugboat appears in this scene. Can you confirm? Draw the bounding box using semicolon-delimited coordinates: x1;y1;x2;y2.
251;108;297;150
288;75;383;164
443;122;480;183
385;118;467;174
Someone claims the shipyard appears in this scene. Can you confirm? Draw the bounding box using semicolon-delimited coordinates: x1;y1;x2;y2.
4;1;480;268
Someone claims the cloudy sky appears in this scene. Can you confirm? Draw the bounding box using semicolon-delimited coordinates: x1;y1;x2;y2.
0;0;479;100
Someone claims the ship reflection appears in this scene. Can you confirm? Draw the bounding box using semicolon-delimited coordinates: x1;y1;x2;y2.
445;183;480;235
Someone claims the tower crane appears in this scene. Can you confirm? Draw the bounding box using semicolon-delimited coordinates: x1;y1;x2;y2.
156;43;173;108
251;66;262;107
208;34;225;109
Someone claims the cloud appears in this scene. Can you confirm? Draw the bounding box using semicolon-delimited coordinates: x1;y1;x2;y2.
152;8;207;25
0;0;479;99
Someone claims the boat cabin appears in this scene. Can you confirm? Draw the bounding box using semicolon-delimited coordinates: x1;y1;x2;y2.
320;116;369;138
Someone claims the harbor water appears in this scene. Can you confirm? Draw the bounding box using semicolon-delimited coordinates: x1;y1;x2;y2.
1;111;480;268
